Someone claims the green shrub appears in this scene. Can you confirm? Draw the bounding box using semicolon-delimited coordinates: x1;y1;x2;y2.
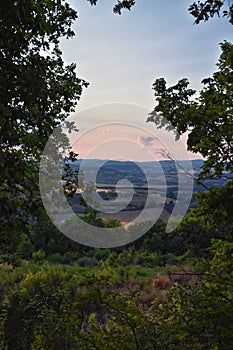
135;251;159;267
32;250;46;264
17;233;35;259
92;248;111;261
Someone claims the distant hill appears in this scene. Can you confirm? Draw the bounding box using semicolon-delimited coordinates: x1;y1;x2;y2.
67;158;204;169
66;159;204;184
64;158;231;224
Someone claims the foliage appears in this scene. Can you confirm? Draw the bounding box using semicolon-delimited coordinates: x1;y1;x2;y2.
26;218;85;257
103;218;123;228
112;0;136;14
16;214;223;268
148;41;233;232
17;233;35;260
87;0;233;24
87;0;136;15
1;1;232;347
148;61;233;341
32;249;46;264
148;41;233;178
0;266;82;349
0;249;232;349
153;239;233;349
188;0;233;24
0;265;156;349
0;0;88;259
194;180;233;235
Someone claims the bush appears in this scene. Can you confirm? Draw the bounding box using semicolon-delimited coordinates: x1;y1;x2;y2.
135;251;159;267
17;233;35;259
32;250;46;264
92;248;111;261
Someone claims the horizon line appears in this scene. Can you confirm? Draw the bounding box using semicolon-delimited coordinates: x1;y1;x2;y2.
69;158;204;163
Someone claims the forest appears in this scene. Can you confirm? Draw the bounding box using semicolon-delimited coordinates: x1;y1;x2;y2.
0;1;233;349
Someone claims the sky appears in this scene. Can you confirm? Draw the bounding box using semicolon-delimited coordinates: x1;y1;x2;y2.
60;0;232;161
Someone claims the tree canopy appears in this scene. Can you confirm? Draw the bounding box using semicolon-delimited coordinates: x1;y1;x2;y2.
148;41;233;178
88;0;233;24
0;0;88;260
189;0;233;24
147;41;233;234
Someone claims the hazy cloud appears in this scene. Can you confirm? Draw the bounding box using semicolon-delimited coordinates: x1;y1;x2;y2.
137;136;158;147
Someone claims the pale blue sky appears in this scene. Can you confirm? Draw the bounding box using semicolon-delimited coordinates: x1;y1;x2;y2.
60;0;232;160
